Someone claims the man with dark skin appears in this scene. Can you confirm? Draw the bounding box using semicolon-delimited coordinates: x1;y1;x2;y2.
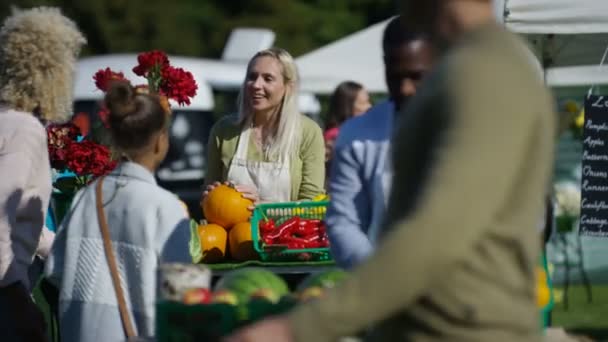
326;16;438;269
225;0;556;340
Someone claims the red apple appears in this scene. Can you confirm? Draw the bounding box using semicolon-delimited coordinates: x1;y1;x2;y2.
182;288;212;305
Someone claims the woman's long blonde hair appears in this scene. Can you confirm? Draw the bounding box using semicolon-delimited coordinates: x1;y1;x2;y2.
237;48;301;161
0;7;86;122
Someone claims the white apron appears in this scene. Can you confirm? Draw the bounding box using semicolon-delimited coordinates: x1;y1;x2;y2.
226;127;291;203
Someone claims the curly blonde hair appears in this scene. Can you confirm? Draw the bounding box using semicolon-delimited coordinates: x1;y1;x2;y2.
0;7;86;122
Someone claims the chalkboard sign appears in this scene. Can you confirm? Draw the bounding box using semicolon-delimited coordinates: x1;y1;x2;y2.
579;95;608;236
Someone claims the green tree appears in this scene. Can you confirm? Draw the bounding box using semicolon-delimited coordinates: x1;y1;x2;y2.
1;0;396;58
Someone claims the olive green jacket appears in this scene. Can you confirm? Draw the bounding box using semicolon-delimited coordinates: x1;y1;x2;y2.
205;114;325;201
289;23;556;342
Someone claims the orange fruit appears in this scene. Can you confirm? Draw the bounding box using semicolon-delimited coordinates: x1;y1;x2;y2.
229;222;258;261
198;223;227;263
202;184;253;229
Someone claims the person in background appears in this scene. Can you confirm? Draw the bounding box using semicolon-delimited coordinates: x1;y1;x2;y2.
203;48;325;204
323;81;371;161
0;7;86;341
327;16;437;268
45;82;192;342
225;0;557;340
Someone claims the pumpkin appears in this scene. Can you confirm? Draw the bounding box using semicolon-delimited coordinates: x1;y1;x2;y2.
202;184;253;229
229;222;258;261
198;223;227;263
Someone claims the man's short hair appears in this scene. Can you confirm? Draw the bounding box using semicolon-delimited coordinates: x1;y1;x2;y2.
382;15;429;55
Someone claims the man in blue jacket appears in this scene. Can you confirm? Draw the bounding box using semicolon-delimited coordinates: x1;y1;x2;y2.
327;16;437;268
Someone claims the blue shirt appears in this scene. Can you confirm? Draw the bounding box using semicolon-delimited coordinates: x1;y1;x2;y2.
326;100;394;268
45;161;191;341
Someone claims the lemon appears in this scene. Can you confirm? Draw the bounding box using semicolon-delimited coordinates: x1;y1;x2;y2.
313;194;329;202
536;267;551;308
574;109;585;128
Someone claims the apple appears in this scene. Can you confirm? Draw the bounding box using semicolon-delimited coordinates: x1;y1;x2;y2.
299;286;324;302
182;288;212;305
212;289;239;306
249;288;280;303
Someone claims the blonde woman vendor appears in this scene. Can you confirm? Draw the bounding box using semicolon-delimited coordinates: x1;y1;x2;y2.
203;48;325;204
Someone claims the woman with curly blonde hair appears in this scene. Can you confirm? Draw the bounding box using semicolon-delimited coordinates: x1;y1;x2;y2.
0;7;85;341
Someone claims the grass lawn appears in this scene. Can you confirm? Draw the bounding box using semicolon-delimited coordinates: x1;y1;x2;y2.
552;285;608;341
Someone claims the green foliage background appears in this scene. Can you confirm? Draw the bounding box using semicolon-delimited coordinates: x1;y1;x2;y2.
1;1;397;58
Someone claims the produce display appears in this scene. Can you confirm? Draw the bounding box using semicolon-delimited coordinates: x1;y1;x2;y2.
249;201;332;262
156;265;349;341
296;268;348;291
259;217;330;249
196;186;332;263
197;223;227;263
196;184;258;263
169;267;348;309
214;268;290;305
228;222;257;261
202;184;253;229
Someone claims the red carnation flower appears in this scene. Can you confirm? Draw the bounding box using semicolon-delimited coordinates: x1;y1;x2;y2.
47;123;80;171
66;141;116;177
47;123;79;149
132;50;169;77
93;68;128;92
160;66;198;106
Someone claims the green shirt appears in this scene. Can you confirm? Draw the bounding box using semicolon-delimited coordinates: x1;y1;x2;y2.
289;23;556;342
205;114;325;201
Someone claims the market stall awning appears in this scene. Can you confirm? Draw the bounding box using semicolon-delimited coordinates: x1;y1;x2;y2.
496;0;608;68
296;19;390;94
297;1;608;95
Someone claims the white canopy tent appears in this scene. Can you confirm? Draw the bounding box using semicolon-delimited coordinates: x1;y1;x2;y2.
496;0;608;98
296;0;608;96
296;19;390;94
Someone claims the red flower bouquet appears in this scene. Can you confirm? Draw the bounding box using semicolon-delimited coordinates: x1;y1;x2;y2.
92;50;198;127
47;122;117;193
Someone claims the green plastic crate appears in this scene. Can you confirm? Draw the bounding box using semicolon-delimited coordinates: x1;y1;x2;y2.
539;253;554;330
251;201;332;262
156;299;298;341
156;301;241;342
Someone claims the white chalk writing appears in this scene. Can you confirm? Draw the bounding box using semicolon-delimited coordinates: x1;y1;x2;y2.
580;215;608;228
582;180;608;191
583;165;608;179
591;96;608;108
583;151;608;161
581;198;608;212
584;136;605;148
586;120;608;132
